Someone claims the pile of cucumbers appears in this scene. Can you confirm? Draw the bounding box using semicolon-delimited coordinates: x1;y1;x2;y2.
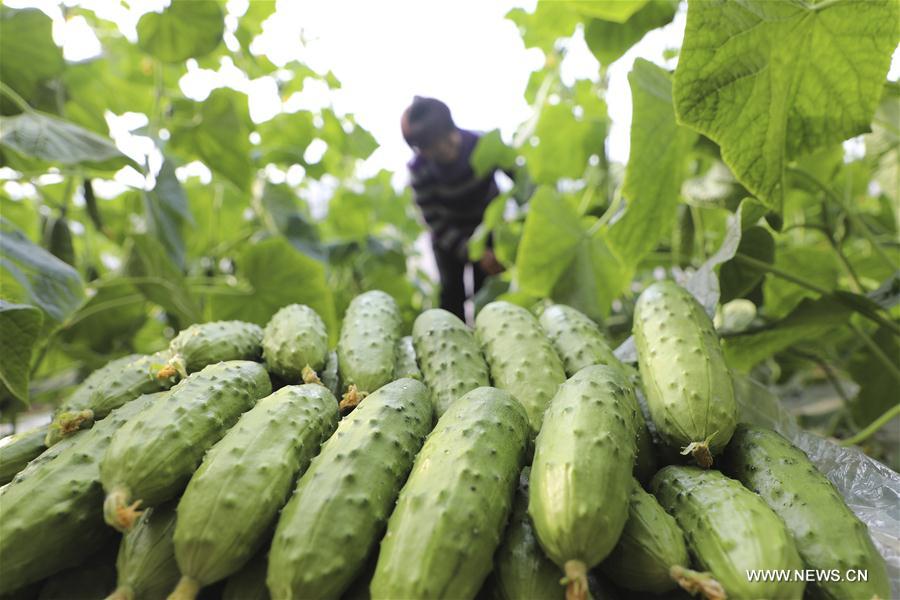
0;284;891;600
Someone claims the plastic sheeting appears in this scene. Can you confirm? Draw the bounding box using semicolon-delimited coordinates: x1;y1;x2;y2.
733;374;900;595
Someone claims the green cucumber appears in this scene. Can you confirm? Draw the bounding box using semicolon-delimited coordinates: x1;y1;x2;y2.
723;424;890;600
0;393;162;594
44;354;145;446
484;467;562;600
263;304;328;384
222;552;269;600
337;291;402;410
38;543;118;600
601;479;723;597
267;378;431;600
633;281;737;467
651;465;805;599
157;321;263;379
393;335;422;381
475;301;566;434
47;351;174;446
538;304;618;376
528;365;639;600
0;426;48;486
170;384;339;598
370;386;529;599
101;361;271;532
321;350;341;399
413;308;490;418
106;501;179;600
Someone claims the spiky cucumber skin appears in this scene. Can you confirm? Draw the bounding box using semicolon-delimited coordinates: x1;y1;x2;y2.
262;304;328;382
539;304;619;376
174;384;339;589
38;543;118;600
321;350;341;398
337;290;402;395
485;467;562;600
413;308;490;418
600;479;689;593
633;281;737;464
267;379;431;600
222;552;269;600
164;321;263;377
44;353;145;446
0;426;47;485
475;301;566;435
111;501;180;600
0;393;161;594
723;425;890;600
101;361;271;525
393;335;422;380
370;386;529;599
529;365;638;572
651;465;805;599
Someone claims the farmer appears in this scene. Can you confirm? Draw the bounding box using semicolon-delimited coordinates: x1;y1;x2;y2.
401;96;504;321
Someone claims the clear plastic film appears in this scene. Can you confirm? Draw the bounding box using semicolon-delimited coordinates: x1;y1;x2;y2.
733;374;900;595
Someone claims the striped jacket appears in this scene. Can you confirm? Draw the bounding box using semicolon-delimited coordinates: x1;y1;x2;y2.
408;129;499;261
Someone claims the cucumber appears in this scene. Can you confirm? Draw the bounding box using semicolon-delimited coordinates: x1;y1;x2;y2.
38;542;118;600
321;350;341;399
475;301;566;435
101;361;271;532
393;335;422;381
157;321;263;379
337;290;402;411
0;426;48;486
413;308;490;418
370;386;529;599
0;393;161;594
263;304;328;384
222;552;269;600
538;304;618;376
723;424;890;600
47;352;174;446
170;384;339;599
267;379;431;600
484;467;562;600
528;365;639;600
633;281;737;467
106;501;179;600
651;465;805;599
601;479;723;597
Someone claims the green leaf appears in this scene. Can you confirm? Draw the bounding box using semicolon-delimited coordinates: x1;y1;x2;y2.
673;0;899;210
58;280;147;355
260;183;322;259
124;234;200;326
720;226;775;303
608;59;697;266
169;89;254;191
137;0;224;63
235;0;276;48
723;296;852;372
0;217;85;330
0;112;134;171
471;130;517;178
0;301;43;406
506;5;579;52
0;8;63;112
522;102;599;184
209;237;336;337
763;246;839;318
552;234;628;321
681;161;747;208
685;207;744;313
866;82;899;204
515;187;584;297
584;0;677;66
571;0;648;22
144;159;193;269
848;327;899;427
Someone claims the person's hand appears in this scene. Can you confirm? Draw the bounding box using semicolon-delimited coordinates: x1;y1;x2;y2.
479;249;504;275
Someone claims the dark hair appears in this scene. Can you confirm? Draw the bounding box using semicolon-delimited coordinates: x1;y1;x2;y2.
401;96;456;149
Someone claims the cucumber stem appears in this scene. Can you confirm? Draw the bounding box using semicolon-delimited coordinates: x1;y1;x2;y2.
671;565;726;600
103;487;142;532
563;560;589;600
339;385;366;414
680;440;713;469
301;364;321;385
168;576;201;600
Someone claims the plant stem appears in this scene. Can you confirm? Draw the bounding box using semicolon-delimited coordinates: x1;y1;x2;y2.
0;82;33;113
841;403;900;447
